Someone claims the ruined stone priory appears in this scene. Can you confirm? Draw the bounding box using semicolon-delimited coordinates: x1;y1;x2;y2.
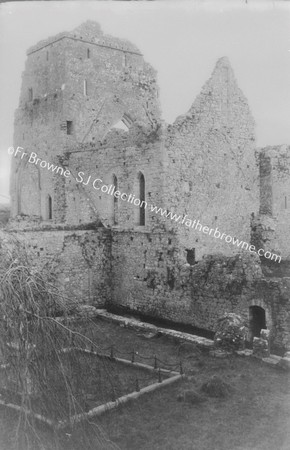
7;21;290;352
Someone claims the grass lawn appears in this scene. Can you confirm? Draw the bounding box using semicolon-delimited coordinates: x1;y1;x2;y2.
0;317;289;450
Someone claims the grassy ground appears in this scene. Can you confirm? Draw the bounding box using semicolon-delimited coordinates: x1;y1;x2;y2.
0;317;289;450
98;356;290;450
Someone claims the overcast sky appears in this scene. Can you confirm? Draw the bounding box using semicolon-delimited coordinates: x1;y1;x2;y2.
0;0;290;204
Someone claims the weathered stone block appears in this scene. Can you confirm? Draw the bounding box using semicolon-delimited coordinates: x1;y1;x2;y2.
260;329;270;341
253;337;270;358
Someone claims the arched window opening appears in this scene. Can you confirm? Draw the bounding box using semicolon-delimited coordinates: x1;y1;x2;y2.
47;195;52;220
113;174;118;225
66;121;73;135
139;172;145;226
186;248;196;265
249;306;266;341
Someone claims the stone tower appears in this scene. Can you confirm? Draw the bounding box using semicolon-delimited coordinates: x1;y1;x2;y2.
11;21;161;220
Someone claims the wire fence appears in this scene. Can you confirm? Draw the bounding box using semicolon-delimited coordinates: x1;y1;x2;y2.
67;332;184;375
0;325;185;426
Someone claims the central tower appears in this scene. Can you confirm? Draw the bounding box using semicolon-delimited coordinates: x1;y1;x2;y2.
11;21;161;220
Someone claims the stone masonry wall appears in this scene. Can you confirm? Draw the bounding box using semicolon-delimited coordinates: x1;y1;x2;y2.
63;21;160;143
111;231;290;350
163;57;259;261
3;227;111;307
60;125;165;228
255;146;290;262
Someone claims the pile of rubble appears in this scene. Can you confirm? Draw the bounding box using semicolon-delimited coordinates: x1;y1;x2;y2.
214;313;247;352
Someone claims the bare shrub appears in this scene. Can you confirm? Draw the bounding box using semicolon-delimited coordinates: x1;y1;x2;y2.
0;235;118;450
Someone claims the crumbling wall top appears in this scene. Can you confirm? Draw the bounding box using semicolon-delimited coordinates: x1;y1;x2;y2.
258;145;290;159
172;56;255;138
27;20;142;56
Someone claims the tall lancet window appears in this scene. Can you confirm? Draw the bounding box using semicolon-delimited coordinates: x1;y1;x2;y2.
47;195;52;220
113;174;118;225
84;79;88;96
138;172;146;226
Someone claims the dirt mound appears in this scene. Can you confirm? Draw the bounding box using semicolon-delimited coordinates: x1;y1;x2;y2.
201;375;232;398
177;389;206;404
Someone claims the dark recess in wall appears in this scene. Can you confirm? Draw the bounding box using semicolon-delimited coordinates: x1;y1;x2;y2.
106;303;215;341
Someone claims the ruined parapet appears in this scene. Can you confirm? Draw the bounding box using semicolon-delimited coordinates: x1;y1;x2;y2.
27;21;140;56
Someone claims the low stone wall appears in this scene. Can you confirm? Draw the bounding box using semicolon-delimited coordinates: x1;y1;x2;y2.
1;227;111;307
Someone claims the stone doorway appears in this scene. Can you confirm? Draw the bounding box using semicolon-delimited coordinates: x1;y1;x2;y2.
249;306;266;341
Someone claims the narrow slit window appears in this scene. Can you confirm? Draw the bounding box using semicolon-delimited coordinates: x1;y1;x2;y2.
28;88;33;101
48;195;52;220
113;174;118;225
87;48;90;59
67;121;73;135
139;172;145;226
186;248;196;265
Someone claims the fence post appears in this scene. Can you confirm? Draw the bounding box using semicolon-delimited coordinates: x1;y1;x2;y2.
179;361;183;375
91;343;94;353
131;350;135;363
110;346;114;359
154;355;157;369
135;377;140;392
158;368;162;383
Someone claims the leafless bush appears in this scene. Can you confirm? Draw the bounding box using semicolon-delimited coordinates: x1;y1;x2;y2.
0;235;118;450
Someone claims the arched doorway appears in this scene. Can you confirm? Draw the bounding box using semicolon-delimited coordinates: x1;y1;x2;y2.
249;306;266;340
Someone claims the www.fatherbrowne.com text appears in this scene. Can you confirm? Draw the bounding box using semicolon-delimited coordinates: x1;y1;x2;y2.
8;147;282;263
